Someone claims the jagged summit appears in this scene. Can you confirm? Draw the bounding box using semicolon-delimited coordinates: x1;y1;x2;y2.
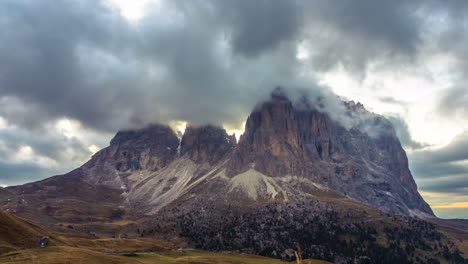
181;125;236;164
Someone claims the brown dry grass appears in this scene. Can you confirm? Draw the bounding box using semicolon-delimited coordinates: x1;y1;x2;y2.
60;236;172;252
0;210;57;254
0;246;142;264
0;208;173;254
438;225;468;258
0;247;333;264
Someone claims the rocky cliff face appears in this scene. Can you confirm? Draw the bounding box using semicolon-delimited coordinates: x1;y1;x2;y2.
181;125;236;165
122;125;236;212
225;93;432;216
80;124;180;188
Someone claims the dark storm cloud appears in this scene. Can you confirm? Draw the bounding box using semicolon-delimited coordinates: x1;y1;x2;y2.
0;0;463;133
410;132;468;195
413;132;468;164
211;0;301;57
431;0;468;121
0;0;304;132
297;0;424;74
0;0;134;131
309;0;420;49
412;162;468;178
417;175;468;194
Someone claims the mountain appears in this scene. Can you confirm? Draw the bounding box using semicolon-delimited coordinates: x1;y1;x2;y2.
0;91;467;263
225;92;432;216
56;90;431;217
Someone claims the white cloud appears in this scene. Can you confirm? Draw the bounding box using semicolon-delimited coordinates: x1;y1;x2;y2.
105;0;159;21
319;62;466;147
0;117;8;129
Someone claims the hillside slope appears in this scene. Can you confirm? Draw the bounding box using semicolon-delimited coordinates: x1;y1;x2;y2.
0;209;54;253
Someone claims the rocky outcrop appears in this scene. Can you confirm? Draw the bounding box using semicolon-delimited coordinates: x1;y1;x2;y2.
124;126;236;213
80;124;180;188
95;124;179;171
181;125;236;164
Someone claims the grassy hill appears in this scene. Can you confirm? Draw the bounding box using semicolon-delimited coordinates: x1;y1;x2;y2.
0;209;55;253
0;208;171;253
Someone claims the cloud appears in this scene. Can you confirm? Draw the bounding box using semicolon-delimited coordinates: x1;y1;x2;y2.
430;1;468;122
378;96;406;105
1;0;459;133
296;0;424;74
412;132;468;164
386;115;427;150
209;0;301;57
437;85;468;120
0;117;110;185
418;175;468;194
0;0;134;131
410;132;468;196
0;0;309;132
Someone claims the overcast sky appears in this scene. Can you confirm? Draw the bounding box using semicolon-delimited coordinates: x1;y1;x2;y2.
0;0;467;219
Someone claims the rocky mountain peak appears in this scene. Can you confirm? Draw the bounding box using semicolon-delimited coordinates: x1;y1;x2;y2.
227;93;336;177
78;124;180;188
344;100;366;112
104;124;179;172
226;92;433;216
181;125;236;164
110;124;178;147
